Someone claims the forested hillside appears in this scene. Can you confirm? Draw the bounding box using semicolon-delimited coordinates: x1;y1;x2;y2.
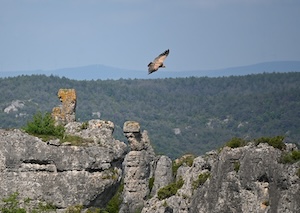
1;73;300;158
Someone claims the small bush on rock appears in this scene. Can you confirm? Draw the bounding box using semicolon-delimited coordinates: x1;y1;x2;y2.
254;136;286;150
148;177;155;192
233;161;240;172
157;177;184;200
172;154;195;176
23;112;64;139
0;192;26;213
225;137;247;148
104;183;124;213
65;205;83;213
0;192;56;213
192;172;210;189
280;150;300;164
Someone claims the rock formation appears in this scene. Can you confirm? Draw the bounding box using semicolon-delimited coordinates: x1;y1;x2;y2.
0;124;299;212
0;120;127;211
52;89;77;125
120;121;155;213
142;143;300;213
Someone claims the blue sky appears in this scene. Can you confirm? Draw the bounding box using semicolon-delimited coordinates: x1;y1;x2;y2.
1;0;300;72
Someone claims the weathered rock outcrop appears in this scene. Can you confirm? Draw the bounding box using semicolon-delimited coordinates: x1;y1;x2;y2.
120;121;156;213
0;119;127;210
142;143;300;213
0;124;299;212
52;89;76;125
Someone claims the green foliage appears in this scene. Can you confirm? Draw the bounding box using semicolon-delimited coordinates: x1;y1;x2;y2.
148;177;155;192
61;134;93;146
172;154;195;176
32;202;56;213
0;192;26;213
23;112;92;145
192;172;211;189
234;161;240;172
23;111;64;139
280;150;300;164
254;136;286;150
81;121;89;130
65;205;83;213
104;183;124;213
157;177;184;200
225;137;247;148
86;207;102;213
0;192;56;213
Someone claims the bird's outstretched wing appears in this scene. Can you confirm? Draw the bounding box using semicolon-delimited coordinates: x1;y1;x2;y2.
148;49;169;74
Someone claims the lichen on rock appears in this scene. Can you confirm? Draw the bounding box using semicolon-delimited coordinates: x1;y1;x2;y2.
52;88;77;125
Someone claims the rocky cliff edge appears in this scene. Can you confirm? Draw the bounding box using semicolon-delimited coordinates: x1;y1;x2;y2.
0;122;299;212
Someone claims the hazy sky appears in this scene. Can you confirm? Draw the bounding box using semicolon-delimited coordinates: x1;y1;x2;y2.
1;0;300;72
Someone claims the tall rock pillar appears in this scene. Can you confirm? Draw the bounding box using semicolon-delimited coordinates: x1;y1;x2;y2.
120;121;155;213
52;89;76;125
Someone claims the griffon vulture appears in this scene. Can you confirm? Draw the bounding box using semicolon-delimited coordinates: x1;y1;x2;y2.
148;49;169;74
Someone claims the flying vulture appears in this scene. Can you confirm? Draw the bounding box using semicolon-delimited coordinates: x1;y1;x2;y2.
148;49;170;74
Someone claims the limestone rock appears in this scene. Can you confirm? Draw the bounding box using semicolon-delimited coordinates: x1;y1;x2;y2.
0;128;127;210
123;121;140;133
52;89;76;125
123;121;152;151
120;121;155;213
142;143;300;213
151;155;173;196
64;119;118;146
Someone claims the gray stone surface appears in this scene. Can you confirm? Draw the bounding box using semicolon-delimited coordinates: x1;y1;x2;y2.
151;155;173;196
1;121;299;212
120;122;155;213
142;143;300;213
0;120;127;210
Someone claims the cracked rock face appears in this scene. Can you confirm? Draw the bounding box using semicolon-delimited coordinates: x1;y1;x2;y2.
120;121;155;213
142;143;300;213
0;126;127;210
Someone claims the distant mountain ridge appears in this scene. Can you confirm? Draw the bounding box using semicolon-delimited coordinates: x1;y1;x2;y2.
1;61;300;80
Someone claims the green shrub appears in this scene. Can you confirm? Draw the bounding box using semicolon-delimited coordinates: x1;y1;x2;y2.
104;183;124;213
81;121;89;130
23;112;92;146
61;135;93;146
0;192;56;213
157;177;184;200
254;136;286;150
234;161;240;172
225;137;247;148
172;154;195;176
0;192;26;213
85;207;102;213
280;150;300;164
65;205;83;213
23;112;65;139
148;177;155;192
192;172;210;189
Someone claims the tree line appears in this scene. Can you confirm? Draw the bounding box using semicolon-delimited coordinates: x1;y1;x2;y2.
0;72;300;158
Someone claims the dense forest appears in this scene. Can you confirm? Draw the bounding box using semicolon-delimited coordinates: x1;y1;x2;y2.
0;72;300;158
